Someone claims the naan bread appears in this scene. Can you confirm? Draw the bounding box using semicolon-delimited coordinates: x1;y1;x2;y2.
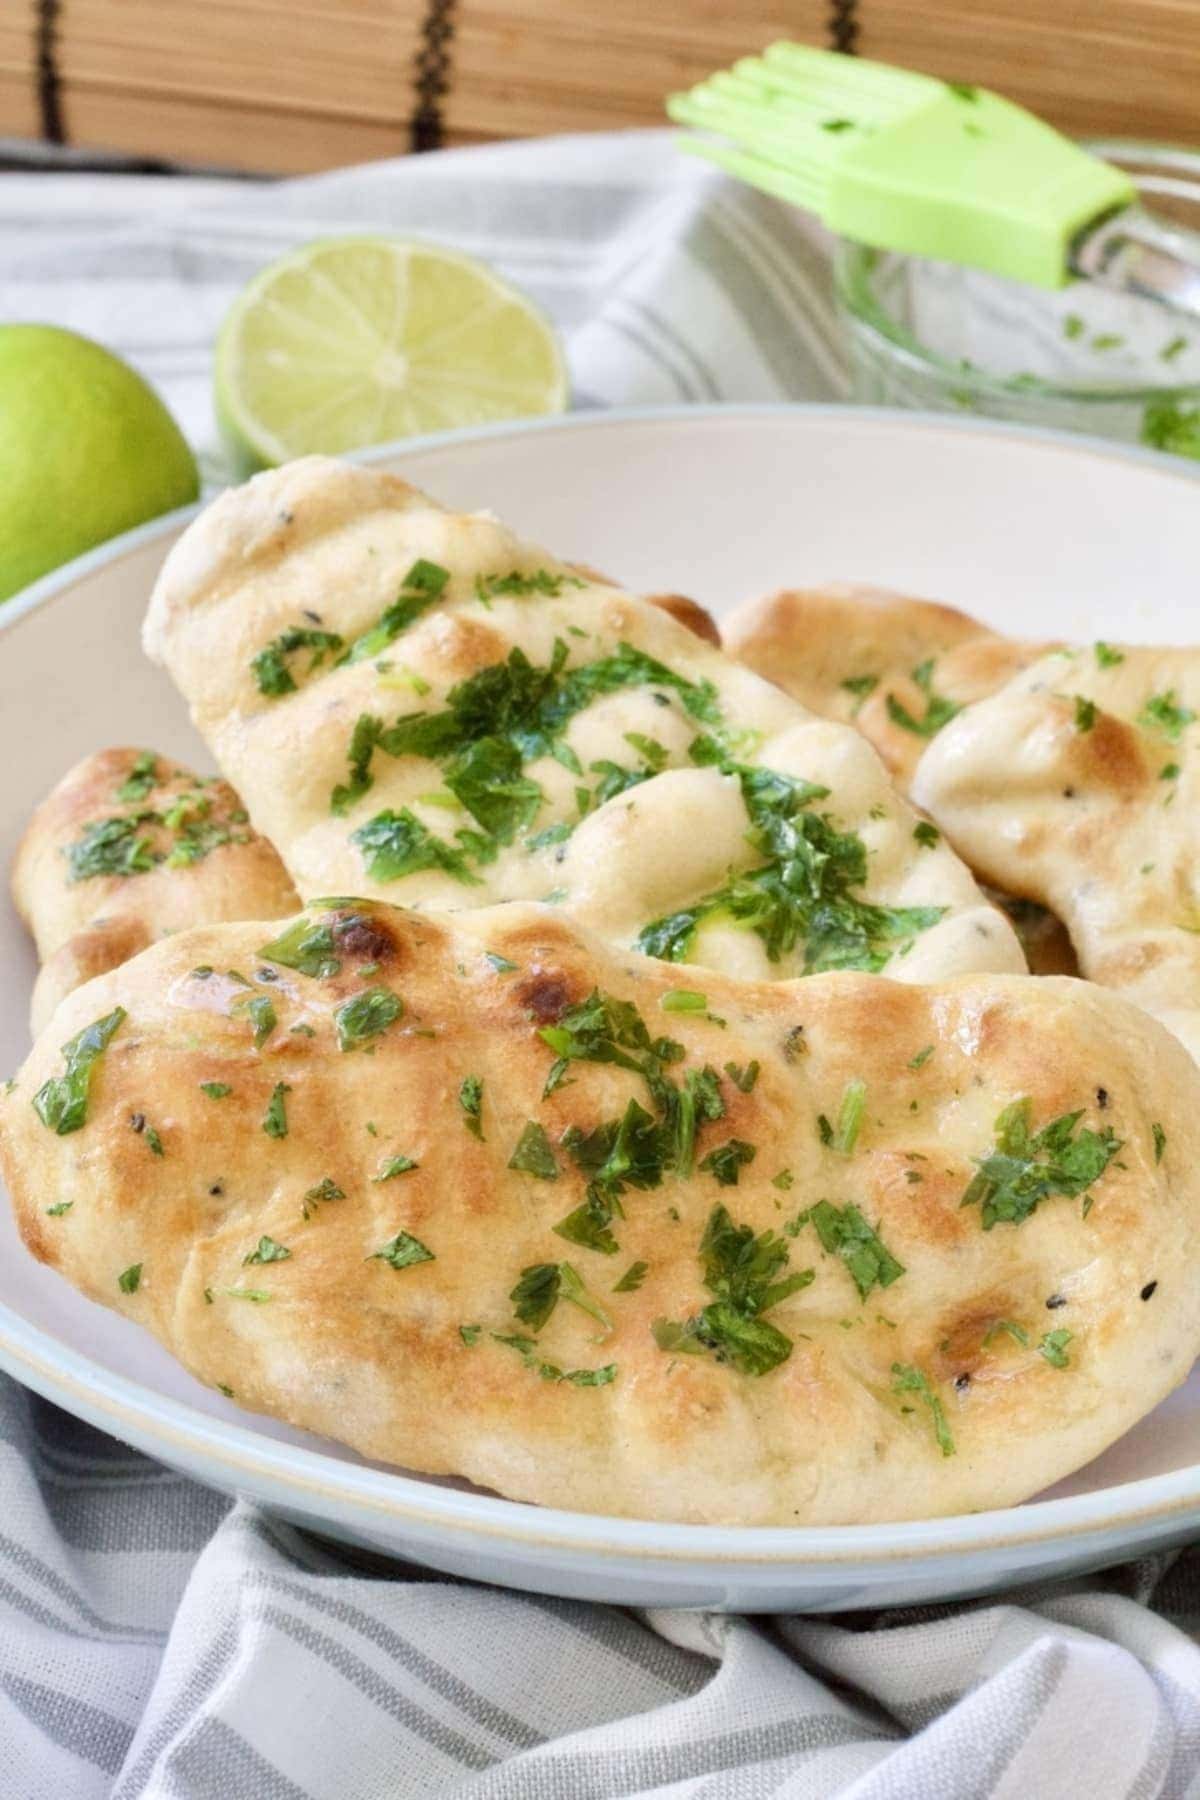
142;458;1023;987
915;644;1200;1061
2;897;1196;1525
724;584;1050;791
14;748;298;1034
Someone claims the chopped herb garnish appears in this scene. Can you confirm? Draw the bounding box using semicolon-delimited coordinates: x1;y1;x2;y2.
1138;689;1196;742
490;1331;616;1386
33;1006;125;1136
908;1045;934;1070
199;1081;232;1099
1038;1328;1073;1368
660;989;707;1013
459;1075;485;1140
891;1363;954;1455
334;986;402;1051
805;1201;905;1299
259;918;341;978
1161;762;1180;781
302;1177;344;1218
508;1120;558;1180
370;1231;435;1271
637;755;943;973
352;808;485;885
828;1078;867;1155
244;1235;291;1265
1073;695;1097;732
961;1096;1121;1228
1153;1122;1167;1164
474;568;584;600
66;814;160;882
236;993;276;1049
341;560;449;664
118;1263;143;1295
983;1318;1030;1349
143;1125;164;1157
553;1189;621;1256
613;1260;648;1293
116;751;159;803
262;1082;291;1139
771;1169;794;1191
913;821;940;848
698;1138;756;1186
652;1202;813;1377
252;624;345;697
485;952;518;974
885;660;961;739
372;1155;418;1181
224;1287;271;1303
1063;313;1085;340
840;673;878;703
460;1324;482;1346
723;1060;760;1093
1095;641;1124;668
46;1201;73;1217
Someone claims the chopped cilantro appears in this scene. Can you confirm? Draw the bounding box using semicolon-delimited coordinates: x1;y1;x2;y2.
804;1201;905;1299
891;1362;954;1455
1153;1122;1166;1164
961;1097;1121;1228
262;1082;291;1139
490;1331;616;1386
236;993;276;1049
116;751;159;803
199;1082;232;1099
508;1120;559;1180
258;918;340;978
352;809;484;885
45;1201;73;1217
473;568;584;599
33;1006;125;1136
459;1075;485;1140
613;1260;648;1293
660;989;707;1013
342;560;449;664
1062;313;1085;340
698;1138;756;1186
485;952;518;974
840;674;878;702
913;821;940;848
1138;689;1196;742
983;1318;1029;1349
1073;696;1097;732
1161;762;1181;781
460;1324;482;1346
652;1202;813;1376
885;660;961;739
143;1125;164;1157
224;1287;271;1303
723;1060;760;1093
66;814;160;882
771;1169;794;1191
302;1177;344;1218
372;1156;418;1181
244;1236;291;1265
908;1045;934;1070
252;624;344;696
118;1263;143;1294
553;1190;621;1256
1095;641;1124;668
1039;1328;1073;1368
334;986;402;1051
370;1231;435;1271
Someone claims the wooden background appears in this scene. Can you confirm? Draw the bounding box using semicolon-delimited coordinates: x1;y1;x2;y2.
1;1;1198;175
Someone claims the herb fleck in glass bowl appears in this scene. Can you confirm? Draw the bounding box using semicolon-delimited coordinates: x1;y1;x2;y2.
836;142;1200;458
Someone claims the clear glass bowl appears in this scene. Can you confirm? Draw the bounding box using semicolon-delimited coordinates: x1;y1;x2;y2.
835;141;1200;456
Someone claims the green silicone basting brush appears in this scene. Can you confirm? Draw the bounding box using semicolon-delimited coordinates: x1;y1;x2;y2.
668;43;1200;313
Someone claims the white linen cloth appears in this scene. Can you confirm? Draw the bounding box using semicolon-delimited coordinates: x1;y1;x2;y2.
2;129;1198;1800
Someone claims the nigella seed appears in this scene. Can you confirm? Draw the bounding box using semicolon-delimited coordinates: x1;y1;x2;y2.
209;1183;224;1197
130;1112;146;1133
954;1373;971;1393
1096;1086;1109;1109
1062;786;1076;799
1141;1281;1158;1302
256;966;279;982
1046;1293;1067;1310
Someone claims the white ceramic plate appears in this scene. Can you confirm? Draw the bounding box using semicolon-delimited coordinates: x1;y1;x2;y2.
4;405;1200;1614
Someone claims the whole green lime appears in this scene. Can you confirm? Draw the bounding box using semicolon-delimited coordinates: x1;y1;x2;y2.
0;325;199;602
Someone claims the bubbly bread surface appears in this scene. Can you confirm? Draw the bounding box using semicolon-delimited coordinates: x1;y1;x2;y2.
14;747;298;1034
915;644;1200;1061
2;897;1197;1525
142;459;1024;989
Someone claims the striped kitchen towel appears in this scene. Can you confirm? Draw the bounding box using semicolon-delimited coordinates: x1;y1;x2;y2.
1;129;1198;1799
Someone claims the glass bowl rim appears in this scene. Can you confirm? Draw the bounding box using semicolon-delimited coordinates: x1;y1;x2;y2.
835;138;1200;405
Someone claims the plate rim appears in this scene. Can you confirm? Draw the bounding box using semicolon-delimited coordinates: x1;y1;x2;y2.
6;398;1200;1569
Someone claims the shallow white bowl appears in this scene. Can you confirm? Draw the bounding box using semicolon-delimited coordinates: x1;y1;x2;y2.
4;405;1200;1613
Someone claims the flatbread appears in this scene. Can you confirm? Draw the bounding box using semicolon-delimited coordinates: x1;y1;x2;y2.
2;897;1196;1525
142;458;1023;988
13;747;298;1034
915;644;1200;1061
723;583;1050;791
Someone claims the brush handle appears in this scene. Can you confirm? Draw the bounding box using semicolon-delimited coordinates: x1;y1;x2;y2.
1071;205;1200;322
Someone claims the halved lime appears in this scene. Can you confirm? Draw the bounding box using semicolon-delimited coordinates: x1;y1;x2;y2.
215;236;569;474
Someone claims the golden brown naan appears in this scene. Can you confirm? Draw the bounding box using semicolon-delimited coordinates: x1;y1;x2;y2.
2;897;1197;1525
915;644;1200;1061
14;748;298;1035
141;458;1024;987
723;583;1051;791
